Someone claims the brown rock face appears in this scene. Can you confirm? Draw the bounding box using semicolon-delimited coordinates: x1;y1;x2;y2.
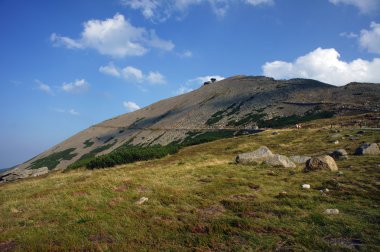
305;155;338;172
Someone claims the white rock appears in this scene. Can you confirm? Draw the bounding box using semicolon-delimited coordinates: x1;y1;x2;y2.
302;184;311;189
136;197;148;205
324;209;339;215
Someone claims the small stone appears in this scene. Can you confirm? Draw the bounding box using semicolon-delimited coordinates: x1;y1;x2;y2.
331;133;342;138
337;171;344;176
267;170;276;176
324;209;339;215
302;184;311;189
324;188;330;192
272;132;280;135
136;197;148;205
333;140;339;145
278;191;288;197
10;208;20;213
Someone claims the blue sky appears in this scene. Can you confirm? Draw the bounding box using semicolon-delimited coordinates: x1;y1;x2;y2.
0;0;380;168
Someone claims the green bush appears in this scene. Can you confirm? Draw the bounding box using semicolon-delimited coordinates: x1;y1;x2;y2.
83;139;94;148
258;111;334;128
86;145;179;169
29;148;77;170
66;143;116;170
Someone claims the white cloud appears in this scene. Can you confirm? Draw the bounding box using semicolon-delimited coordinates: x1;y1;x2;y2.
99;63;120;77
35;80;54;95
123;101;141;112
176;86;194;95
51;13;174;58
121;0;274;21
99;62;166;85
187;75;225;85
245;0;274;6
62;79;90;93
262;47;380;86
360;22;380;54
146;71;166;84
122;66;144;82
68;109;80;116
52;108;80;116
339;31;358;39
178;50;193;58
329;0;379;14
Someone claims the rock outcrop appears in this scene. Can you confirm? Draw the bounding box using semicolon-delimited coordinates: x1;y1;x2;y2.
0;167;49;183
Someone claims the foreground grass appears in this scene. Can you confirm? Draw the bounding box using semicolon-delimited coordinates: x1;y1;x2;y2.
0;128;379;251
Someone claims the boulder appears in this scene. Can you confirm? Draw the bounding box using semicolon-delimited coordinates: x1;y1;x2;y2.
264;154;296;168
355;143;380;155
290;155;311;164
305;155;338;172
330;149;348;160
236;146;273;164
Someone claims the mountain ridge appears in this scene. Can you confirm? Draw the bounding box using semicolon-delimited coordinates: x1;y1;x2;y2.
1;75;379;182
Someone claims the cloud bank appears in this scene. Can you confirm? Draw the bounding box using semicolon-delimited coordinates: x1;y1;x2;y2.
262;48;380;86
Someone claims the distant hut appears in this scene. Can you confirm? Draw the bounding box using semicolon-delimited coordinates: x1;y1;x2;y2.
210;78;216;83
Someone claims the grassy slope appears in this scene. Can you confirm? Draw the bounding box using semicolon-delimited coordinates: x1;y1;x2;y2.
0;127;379;251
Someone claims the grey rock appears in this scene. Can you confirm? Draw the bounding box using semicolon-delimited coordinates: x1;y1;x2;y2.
355;143;380;155
305;155;338;172
324;209;339;215
330;149;349;160
331;133;342;139
236;146;273;164
264;154;296;168
290;155;311;164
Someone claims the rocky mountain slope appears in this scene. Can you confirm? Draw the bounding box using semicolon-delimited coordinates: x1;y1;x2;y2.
2;75;380;182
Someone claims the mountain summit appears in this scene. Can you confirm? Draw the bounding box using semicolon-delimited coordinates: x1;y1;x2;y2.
1;76;379;182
